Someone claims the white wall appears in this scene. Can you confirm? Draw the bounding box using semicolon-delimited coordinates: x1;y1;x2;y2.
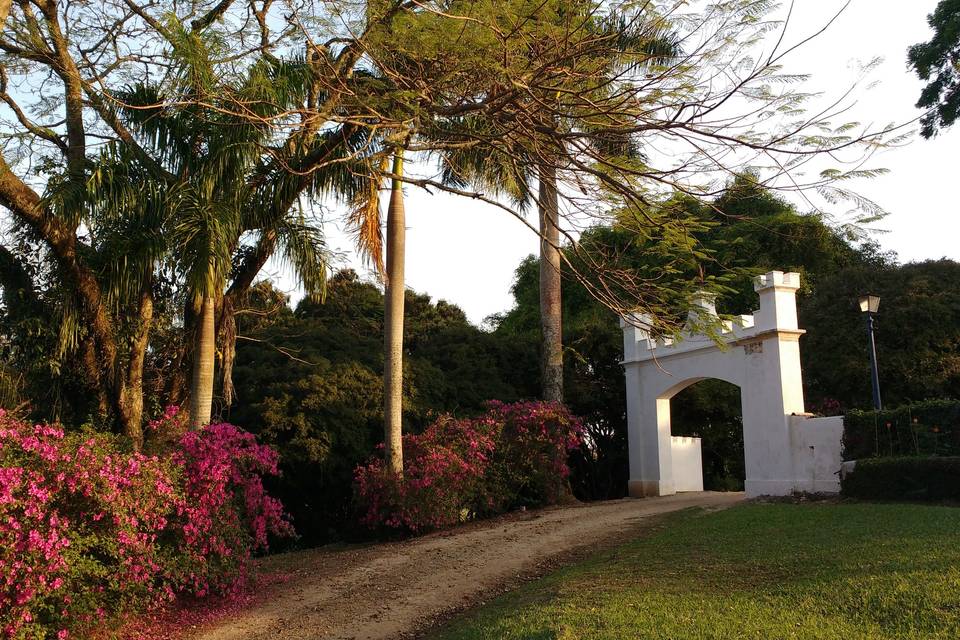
788;415;844;494
670;436;704;492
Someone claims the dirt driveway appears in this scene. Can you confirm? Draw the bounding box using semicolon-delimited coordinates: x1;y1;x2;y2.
188;492;743;640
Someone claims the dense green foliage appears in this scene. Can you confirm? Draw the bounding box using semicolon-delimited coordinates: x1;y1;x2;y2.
908;0;960;137
801;260;960;410
843;400;960;460
228;272;521;543
842;457;960;501
430;503;960;639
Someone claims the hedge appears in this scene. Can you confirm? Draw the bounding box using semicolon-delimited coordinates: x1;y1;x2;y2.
843;399;960;460
841;457;960;501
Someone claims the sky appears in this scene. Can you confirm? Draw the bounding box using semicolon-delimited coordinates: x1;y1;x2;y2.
268;0;960;325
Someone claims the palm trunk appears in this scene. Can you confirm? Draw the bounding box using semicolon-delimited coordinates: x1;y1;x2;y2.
383;151;406;476
189;295;216;430
538;162;563;403
119;286;152;450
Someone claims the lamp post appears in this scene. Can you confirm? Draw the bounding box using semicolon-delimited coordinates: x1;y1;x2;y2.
858;294;882;411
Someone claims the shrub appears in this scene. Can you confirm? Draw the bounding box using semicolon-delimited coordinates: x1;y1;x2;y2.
841;456;960;501
0;408;293;639
484;400;584;509
1;416;179;637
354;415;499;532
354;401;583;534
166;418;296;596
843;399;960;460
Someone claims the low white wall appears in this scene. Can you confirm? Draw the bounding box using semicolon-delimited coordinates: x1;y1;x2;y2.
788;415;844;494
671;436;704;492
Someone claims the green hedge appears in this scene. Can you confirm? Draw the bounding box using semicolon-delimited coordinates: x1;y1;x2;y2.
841;457;960;501
843;399;960;460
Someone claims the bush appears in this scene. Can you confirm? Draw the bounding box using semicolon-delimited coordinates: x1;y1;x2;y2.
354;401;583;534
0;416;179;639
166;418;295;596
0;408;293;639
843;399;960;460
841;456;960;501
485;401;584;508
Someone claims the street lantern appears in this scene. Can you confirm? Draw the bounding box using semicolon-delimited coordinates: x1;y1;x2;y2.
858;294;882;410
858;294;880;314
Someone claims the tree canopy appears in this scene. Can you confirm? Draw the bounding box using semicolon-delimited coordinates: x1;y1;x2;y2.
908;0;960;137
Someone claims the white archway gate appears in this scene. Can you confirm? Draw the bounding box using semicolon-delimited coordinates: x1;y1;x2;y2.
620;271;843;498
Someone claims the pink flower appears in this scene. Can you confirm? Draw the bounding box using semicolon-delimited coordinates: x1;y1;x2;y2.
0;411;293;637
354;401;582;533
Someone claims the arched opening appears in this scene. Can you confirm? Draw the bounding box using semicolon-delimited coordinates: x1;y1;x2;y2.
669;379;745;491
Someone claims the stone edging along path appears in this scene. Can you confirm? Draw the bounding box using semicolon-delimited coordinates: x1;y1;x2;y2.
187;492;744;640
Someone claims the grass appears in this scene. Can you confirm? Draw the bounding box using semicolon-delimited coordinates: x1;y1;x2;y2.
429;502;960;640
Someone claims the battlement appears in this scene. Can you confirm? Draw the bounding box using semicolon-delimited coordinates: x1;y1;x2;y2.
753;270;801;292
621;271;803;363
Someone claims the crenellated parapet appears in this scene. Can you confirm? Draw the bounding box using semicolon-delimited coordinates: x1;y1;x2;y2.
620;271;805;364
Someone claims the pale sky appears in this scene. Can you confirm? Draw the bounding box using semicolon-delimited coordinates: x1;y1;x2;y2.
270;1;960;325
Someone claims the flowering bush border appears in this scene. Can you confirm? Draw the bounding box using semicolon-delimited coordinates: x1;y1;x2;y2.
355;401;583;533
0;408;293;639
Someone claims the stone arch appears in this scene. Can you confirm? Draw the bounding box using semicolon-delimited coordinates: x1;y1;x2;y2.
665;377;745;492
620;271;844;498
658;374;741;400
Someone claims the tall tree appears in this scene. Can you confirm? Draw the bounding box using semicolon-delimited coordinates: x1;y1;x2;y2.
426;5;679;403
86;39;335;432
538;163;564;402
383;150;407;474
908;0;960;137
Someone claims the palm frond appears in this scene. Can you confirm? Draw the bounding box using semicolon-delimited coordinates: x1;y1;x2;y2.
346;156;387;279
273;216;330;302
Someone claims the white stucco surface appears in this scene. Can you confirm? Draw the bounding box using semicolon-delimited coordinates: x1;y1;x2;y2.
621;271;843;498
788;415;844;493
670;437;704;492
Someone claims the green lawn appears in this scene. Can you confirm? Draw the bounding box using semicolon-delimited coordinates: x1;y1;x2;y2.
430;502;960;640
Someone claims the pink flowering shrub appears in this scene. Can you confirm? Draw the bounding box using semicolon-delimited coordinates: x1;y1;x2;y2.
168;419;295;595
0;413;180;639
355;415;499;532
0;407;293;639
484;400;585;508
355;401;583;533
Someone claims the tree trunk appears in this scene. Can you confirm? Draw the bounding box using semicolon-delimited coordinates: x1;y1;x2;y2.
383;151;406;476
538;162;563;404
189;295;216;430
119;286;152;450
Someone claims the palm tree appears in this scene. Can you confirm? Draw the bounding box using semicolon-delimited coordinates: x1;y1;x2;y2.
346;2;678;471
88;41;334;431
348;145;407;476
383;150;406;474
537;160;564;403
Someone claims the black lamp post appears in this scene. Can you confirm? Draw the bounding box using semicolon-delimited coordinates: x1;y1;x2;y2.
858;294;882;411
